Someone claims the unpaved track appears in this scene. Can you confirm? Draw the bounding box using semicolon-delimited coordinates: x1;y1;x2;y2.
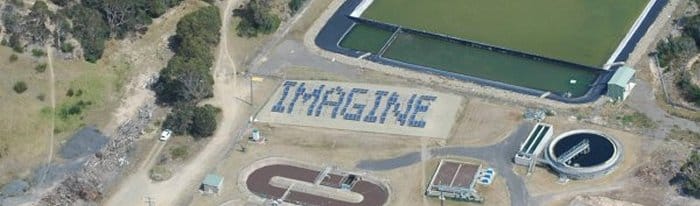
36;46;57;187
104;0;249;205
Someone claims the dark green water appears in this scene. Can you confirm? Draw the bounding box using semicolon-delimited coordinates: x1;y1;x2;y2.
339;24;394;54
340;26;601;97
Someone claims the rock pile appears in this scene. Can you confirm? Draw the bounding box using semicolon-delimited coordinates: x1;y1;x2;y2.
39;103;155;205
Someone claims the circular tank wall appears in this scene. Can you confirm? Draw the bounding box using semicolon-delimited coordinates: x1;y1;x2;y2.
545;130;622;180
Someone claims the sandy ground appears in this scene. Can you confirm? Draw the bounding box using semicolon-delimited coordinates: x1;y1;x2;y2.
188;120;511;206
521;116;644;204
103;0;252;205
256;80;463;139
448;99;522;146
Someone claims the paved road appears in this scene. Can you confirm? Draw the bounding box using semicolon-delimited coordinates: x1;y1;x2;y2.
356;122;534;206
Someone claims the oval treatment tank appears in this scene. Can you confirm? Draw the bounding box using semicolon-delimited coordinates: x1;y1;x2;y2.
545;130;622;179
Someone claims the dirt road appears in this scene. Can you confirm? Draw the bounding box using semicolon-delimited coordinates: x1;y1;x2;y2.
35;46;57;187
104;0;250;205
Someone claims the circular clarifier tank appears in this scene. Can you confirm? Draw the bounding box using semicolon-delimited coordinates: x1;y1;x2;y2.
545;130;622;180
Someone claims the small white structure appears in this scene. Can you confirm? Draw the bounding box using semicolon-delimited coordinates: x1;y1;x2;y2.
607;66;636;102
514;123;553;166
251;128;263;142
200;174;224;194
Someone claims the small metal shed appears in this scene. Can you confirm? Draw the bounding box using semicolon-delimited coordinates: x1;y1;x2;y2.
200;174;224;194
606;66;636;102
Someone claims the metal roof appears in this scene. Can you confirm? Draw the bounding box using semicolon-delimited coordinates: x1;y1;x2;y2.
202;174;223;187
608;66;635;87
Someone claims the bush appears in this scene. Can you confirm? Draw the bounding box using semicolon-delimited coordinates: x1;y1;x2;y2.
8;34;23;53
149;165;172;181
63;5;110;62
170;146;188;160
234;0;280;37
680;150;700;198
656;36;698;68
9;54;18;62
289;0;307;13
31;49;45;57
190;104;220;138
13;81;27;93
37;93;45;101
162;104;195;135
677;72;700;105
161;104;219;138
154;6;220;105
60;42;75;53
35;63;47;73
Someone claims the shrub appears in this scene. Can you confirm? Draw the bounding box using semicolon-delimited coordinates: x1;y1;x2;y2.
37;93;45;101
66;88;74;97
190;104;219;138
9;54;18;62
8;34;23;53
289;0;307;13
162;104;220;138
656;36;698;68
60;42;75;53
149;165;172;181
162;104;196;135
31;49;45;57
13;81;27;93
234;0;280;37
680;150;700;198
154;6;219;105
35;63;47;73
170;146;188;160
677;72;700;106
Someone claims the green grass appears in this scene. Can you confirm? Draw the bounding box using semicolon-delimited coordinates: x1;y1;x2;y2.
339;23;394;53
382;32;600;97
362;0;649;67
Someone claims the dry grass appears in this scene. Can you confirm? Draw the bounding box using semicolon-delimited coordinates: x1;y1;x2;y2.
448;99;522;146
521;116;643;198
668;127;700;146
0;0;206;186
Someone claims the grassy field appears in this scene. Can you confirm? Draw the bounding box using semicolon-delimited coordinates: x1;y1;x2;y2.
362;0;649;67
0;46;120;184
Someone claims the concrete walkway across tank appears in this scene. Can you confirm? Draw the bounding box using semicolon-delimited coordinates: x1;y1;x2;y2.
356;122;534;206
246;164;388;206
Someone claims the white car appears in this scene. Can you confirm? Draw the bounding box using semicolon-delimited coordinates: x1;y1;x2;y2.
159;129;173;141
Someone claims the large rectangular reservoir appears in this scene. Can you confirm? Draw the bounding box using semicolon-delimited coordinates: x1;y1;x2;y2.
315;0;666;103
361;0;649;67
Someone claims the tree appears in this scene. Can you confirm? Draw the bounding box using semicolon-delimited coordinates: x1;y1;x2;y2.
50;0;74;7
190;104;219;138
154;6;220;105
147;0;185;18
161;104;219;138
64;5;110;62
13;81;27;93
162;104;195;135
24;1;52;45
656;36;698;68
234;0;280;37
680;150;700;198
289;0;307;13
